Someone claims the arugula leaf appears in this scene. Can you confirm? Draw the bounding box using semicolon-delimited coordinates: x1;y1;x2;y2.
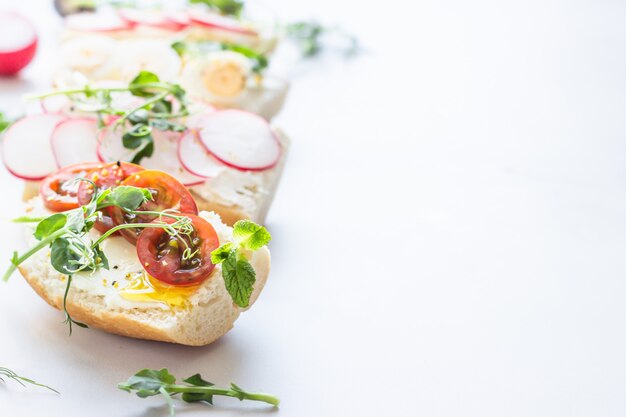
222;44;268;73
189;0;244;17
222;250;256;308
129;71;161;97
34;213;67;240
232;220;271;250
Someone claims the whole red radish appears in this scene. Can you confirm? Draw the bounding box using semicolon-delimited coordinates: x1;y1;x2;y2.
0;12;37;76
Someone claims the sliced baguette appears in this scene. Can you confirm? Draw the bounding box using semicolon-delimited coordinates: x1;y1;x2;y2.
17;210;270;346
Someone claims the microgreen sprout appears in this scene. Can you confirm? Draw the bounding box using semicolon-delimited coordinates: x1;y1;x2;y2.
27;71;188;164
119;368;279;416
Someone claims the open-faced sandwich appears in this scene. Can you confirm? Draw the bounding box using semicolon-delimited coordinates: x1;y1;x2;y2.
4;162;271;346
5;70;288;226
55;3;287;120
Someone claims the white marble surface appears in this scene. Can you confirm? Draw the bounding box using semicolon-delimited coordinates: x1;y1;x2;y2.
2;0;626;416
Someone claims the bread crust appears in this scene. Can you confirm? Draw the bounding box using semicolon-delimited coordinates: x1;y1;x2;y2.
17;246;270;346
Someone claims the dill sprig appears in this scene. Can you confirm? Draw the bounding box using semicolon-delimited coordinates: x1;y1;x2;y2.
0;367;59;393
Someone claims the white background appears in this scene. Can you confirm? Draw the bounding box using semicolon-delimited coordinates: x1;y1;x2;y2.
1;0;626;416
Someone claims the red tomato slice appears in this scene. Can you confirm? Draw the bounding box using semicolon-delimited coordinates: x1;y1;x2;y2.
136;214;219;286
74;162;144;233
40;162;107;212
110;170;198;244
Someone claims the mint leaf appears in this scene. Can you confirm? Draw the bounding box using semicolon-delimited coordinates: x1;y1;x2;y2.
232;220;270;250
222;251;256;308
34;214;67;240
210;243;233;264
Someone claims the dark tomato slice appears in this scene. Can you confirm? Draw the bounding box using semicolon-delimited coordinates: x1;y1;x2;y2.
110;170;198;244
136;214;219;286
40;162;106;212
75;162;145;234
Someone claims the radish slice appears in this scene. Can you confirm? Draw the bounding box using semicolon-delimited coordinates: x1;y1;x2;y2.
51;118;99;168
2;114;66;180
166;11;191;28
140;130;207;186
40;95;73;114
195;110;281;171
118;8;185;31
0;13;38;76
188;9;257;36
96;122;135;163
178;130;225;178
65;12;134;32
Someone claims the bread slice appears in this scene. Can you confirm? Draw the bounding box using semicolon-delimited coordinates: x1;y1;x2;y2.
17;210;270;346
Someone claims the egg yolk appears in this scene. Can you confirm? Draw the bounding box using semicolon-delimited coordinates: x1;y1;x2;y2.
201;62;247;97
119;272;199;309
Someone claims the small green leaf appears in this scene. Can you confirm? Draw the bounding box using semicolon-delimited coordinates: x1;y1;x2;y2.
34;214;67;240
0;112;12;133
210;243;233;264
65;208;86;233
50;238;82;275
122;124;152;149
171;41;187;57
118;368;176;398
182;374;215;404
222;251;256;308
183;374;214;387
103;186;152;211
129;71;161;97
189;0;244;16
232;220;271;250
128;109;149;125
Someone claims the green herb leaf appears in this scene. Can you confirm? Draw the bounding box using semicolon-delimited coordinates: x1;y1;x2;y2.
102;186;152;211
0;367;59;393
189;0;244;17
129;71;161;97
118;368;176;398
0;112;12;133
210;243;233;264
65;208;86;232
122;124;152;149
222;250;256;308
50;238;83;275
232;220;271;250
182;374;215;404
34;213;67;240
119;368;280;414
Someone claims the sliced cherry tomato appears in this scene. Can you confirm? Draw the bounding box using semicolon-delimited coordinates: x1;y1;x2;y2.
40;162;106;212
136;214;219;286
74;162;144;233
76;161;143;205
110;170;198;244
